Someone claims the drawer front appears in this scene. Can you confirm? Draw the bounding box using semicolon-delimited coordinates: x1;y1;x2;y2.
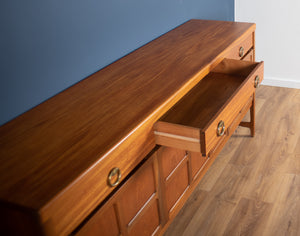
154;59;264;156
242;49;255;62
154;122;201;153
226;33;254;60
203;62;264;155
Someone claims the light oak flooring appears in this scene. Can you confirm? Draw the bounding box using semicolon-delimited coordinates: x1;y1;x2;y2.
164;85;300;236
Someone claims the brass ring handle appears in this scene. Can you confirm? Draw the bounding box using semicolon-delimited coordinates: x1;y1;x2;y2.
239;47;244;57
254;75;260;88
217;120;225;136
107;167;121;187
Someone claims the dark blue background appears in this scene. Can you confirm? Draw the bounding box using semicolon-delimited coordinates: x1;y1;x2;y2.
0;0;234;125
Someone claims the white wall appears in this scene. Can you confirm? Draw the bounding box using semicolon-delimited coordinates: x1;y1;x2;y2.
235;0;300;88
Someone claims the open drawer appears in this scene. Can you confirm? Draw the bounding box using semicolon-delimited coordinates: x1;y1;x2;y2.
154;58;264;157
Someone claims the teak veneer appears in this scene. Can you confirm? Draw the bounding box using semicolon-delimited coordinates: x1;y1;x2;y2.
0;19;263;235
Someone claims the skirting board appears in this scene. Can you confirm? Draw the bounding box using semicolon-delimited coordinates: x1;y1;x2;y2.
262;76;300;89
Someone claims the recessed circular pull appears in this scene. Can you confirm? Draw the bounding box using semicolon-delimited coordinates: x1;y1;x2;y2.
107;167;121;187
254;75;260;88
217;120;225;136
239;47;244;57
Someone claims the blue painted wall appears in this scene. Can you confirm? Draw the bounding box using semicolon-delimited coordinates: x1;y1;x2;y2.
0;0;234;125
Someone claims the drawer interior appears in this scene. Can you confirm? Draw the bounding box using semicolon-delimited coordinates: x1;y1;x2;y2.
154;58;262;154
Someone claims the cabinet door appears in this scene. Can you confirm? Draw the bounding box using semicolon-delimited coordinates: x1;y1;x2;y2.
117;156;161;236
165;160;189;213
158;147;190;217
157;147;211;222
190;152;208;180
76;204;120;236
159;147;187;180
75;153;162;236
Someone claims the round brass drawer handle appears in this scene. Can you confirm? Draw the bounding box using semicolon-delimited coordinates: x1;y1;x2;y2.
217;120;225;136
107;167;121;187
254;75;260;88
239;46;244;57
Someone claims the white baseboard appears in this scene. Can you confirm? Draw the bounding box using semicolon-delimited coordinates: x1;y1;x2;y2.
262;76;300;89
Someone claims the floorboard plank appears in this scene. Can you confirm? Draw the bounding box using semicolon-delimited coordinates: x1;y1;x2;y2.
263;174;300;236
182;195;236;236
223;198;273;236
163;189;208;236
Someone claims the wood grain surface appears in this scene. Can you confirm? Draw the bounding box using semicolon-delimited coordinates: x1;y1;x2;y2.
164;85;300;236
0;19;256;235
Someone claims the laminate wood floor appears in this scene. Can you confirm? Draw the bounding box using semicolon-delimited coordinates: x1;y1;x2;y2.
164;85;300;236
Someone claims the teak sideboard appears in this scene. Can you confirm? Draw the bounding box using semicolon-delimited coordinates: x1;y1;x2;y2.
0;20;264;236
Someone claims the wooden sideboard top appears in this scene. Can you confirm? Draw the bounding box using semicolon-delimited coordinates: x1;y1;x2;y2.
0;19;255;231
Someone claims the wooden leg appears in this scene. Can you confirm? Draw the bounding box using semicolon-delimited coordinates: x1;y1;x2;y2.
250;93;255;137
239;93;255;137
